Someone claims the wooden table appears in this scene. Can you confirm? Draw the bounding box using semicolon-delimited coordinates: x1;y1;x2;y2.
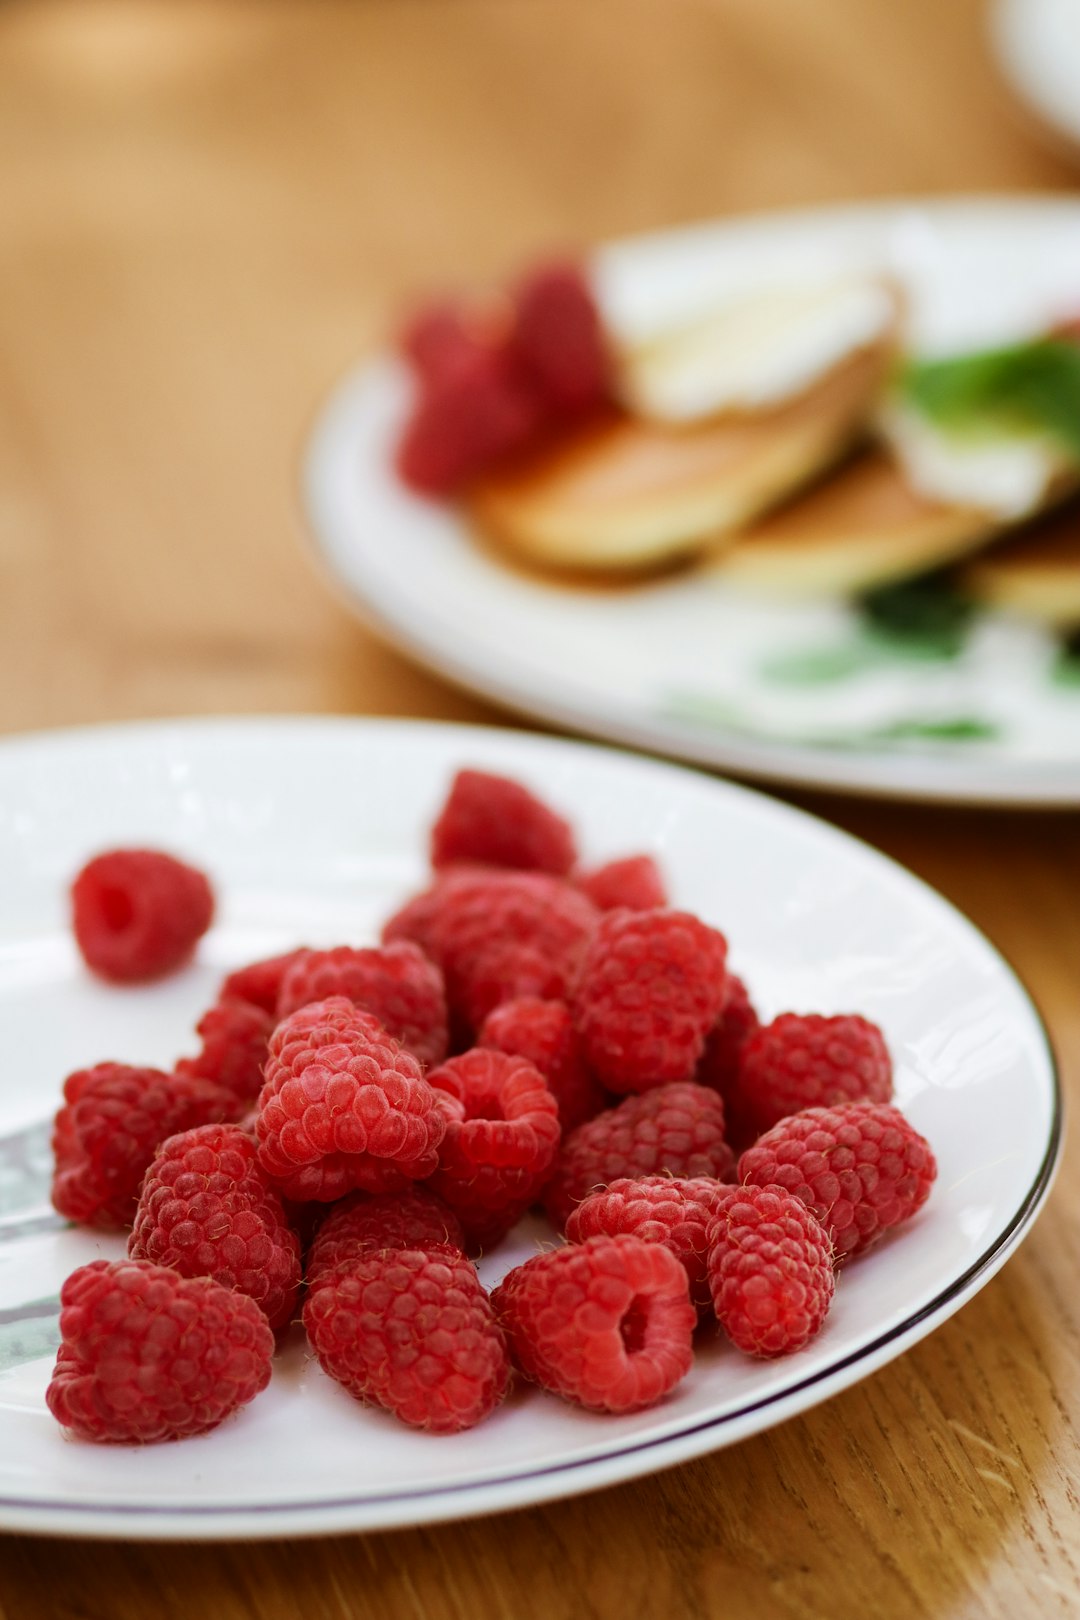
2;2;1079;1615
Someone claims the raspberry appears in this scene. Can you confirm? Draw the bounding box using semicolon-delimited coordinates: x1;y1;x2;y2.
277;943;448;1069
566;1175;728;1313
575;855;667;912
492;1235;695;1413
738;1102;937;1261
71;849;214;983
426;1049;561;1250
396;342;542;496
381;866;484;962
51;1063;235;1231
737;1014;892;1136
400;301;484;383
220;949;311;1016
393;869;598;1034
304;1248;509;1433
543;1082;734;1230
255;997;448;1202
509;261;612;415
573;909;728;1093
129;1124;301;1330
695;974;761;1147
707;1184;835;1357
46;1259;273;1443
176;998;272;1108
430;769;577;877
479;997;609;1132
307;1188;466;1287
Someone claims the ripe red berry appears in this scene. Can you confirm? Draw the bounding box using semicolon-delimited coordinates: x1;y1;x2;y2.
71;849;214;983
129;1124;301;1330
575;854;667;912
738;1102;937;1261
573;909;728;1093
304;1248;510;1433
46;1259;273;1443
543;1081;734;1230
306;1188;466;1288
426;1049;561;1250
431;768;577;877
276;942;448;1069
51;1063;235;1231
566;1175;729;1313
492;1234;695;1413
479;996;609;1132
255;997;448;1202
396;342;542;496
707;1184;835;1357
219;949;311;1016
737;1013;892;1135
176;997;272;1108
510;261;612;415
694;973;761;1147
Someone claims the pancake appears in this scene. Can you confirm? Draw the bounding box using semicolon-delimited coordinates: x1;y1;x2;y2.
960;502;1080;629
466;342;892;572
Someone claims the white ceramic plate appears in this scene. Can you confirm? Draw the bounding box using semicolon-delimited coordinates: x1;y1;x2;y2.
993;0;1080;154
0;716;1060;1540
304;196;1080;805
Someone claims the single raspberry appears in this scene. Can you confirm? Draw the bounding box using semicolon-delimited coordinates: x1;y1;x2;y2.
304;1248;509;1433
129;1124;301;1330
573;909;728;1093
255;997;448;1202
276;942;448;1069
46;1259;273;1443
219;949;311;1016
736;1014;892;1136
306;1188;466;1287
176;997;272;1108
426;1049;561;1250
575;855;667;912
479;997;609;1132
430;768;577;877
400;301;486;384
738;1102;937;1261
51;1063;235;1231
544;1082;734;1230
707;1184;835;1357
566;1175;728;1313
509;261;612;415
71;849;214;983
396;342;543;496
695;974;761;1147
492;1234;694;1413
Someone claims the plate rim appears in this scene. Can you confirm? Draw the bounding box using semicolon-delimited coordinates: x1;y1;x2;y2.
0;714;1064;1539
300;191;1080;809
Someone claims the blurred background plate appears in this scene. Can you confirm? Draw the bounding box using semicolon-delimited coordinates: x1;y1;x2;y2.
305;196;1080;806
992;0;1080;154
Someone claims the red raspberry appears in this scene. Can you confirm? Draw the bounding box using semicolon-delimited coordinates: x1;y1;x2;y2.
509;261;612;415
492;1234;695;1413
129;1124;301;1330
479;997;609;1132
306;1188;466;1287
543;1082;734;1230
71;849;214;983
46;1259;273;1443
277;943;448;1069
695;974;761;1147
566;1175;728;1313
573;909;728;1093
51;1063;235;1231
304;1248;509;1433
737;1014;892;1136
176;997;272;1108
426;1049;561;1250
381;866;485;962
738;1102;937;1261
219;949;311;1016
707;1184;835;1357
400;301;485;384
575;855;667;912
430;768;577;877
255;997;448;1202
396;342;542;496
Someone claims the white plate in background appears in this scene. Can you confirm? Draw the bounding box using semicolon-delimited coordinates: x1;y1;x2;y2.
993;0;1080;153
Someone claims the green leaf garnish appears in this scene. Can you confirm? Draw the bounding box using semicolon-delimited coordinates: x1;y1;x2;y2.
901;338;1080;460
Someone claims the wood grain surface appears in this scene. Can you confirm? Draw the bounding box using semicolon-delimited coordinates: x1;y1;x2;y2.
1;1;1079;1615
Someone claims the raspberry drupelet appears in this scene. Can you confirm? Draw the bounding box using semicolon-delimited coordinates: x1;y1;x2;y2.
71;848;214;983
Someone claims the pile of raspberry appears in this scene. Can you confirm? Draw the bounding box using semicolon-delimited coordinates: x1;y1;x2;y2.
48;766;936;1444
